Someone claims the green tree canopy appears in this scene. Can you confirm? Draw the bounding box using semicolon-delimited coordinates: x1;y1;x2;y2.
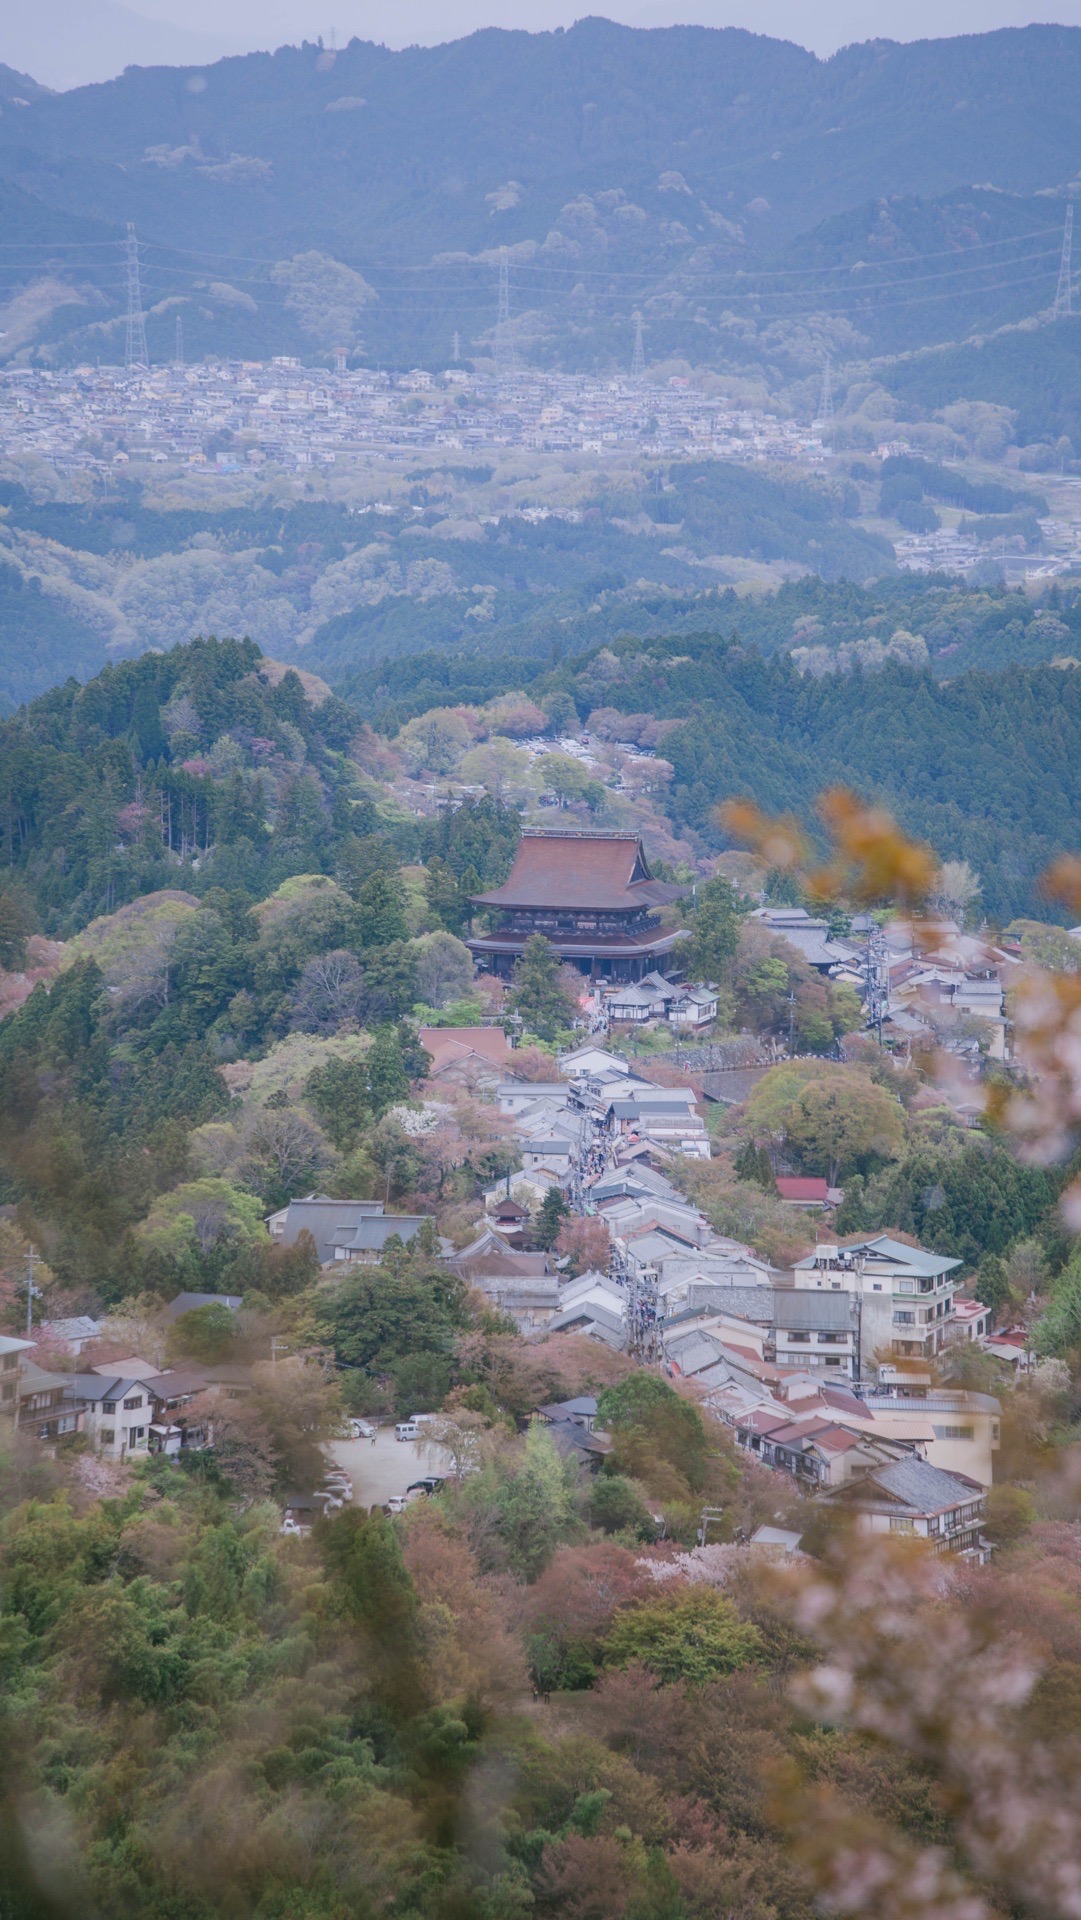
510;934;579;1043
603;1587;763;1686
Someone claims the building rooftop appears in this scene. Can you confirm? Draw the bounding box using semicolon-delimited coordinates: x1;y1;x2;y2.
471;831;685;913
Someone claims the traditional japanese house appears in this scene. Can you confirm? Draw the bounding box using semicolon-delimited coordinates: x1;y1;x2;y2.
467;830;688;982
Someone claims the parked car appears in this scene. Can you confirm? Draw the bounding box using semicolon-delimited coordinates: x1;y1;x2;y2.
279;1515;307;1537
322;1477;352;1501
311;1489;344;1513
406;1476;445;1497
394;1421;421;1442
350;1419;376;1439
386;1489;424;1514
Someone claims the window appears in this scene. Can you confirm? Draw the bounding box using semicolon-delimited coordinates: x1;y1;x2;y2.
898;1279;915;1294
872;1283;883;1292
102;1400;116;1414
932;1424;974;1441
788;1331;811;1344
894;1311;915;1326
123;1396;143;1411
100;1429;115;1447
889;1517;916;1535
128;1427;146;1446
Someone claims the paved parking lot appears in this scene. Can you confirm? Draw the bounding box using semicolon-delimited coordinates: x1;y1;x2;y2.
327;1426;453;1508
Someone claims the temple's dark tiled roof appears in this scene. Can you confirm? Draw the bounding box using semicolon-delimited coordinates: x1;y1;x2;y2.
471;831;686;913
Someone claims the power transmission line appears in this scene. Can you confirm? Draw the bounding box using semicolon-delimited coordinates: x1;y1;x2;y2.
123;223;148;372
631;309;645;379
1054;204;1074;319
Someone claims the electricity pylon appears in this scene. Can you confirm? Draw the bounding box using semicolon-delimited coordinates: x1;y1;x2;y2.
494;248;513;379
124;223;149;372
631;309;645;379
1054;204;1074;319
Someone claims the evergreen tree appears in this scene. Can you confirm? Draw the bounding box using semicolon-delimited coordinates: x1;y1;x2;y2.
354;872;409;949
511;933;577;1042
366;1026;410;1118
536;1186;570;1248
424;854;467;934
681;874;745;983
733;1137;776;1192
0;892;29;970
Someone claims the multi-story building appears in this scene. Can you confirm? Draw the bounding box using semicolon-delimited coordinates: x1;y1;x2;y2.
467;830;688;983
792;1235;963;1370
0;1335;33;1415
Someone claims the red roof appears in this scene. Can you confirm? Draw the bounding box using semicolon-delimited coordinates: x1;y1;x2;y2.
419;1026;513;1075
776;1176;830;1203
472;832;685;913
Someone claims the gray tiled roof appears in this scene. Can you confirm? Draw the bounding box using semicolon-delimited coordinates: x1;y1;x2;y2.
840;1458;984;1514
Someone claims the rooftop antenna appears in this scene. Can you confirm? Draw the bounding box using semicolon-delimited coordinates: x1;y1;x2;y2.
494;247;513;380
816;353;834;437
174;313;184;367
124;223;149;372
631;309;645;379
1054;204;1074;319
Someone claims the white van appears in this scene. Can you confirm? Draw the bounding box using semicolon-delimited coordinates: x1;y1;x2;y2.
395;1420;421;1442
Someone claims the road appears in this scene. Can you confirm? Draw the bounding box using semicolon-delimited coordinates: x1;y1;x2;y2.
327;1426;453;1509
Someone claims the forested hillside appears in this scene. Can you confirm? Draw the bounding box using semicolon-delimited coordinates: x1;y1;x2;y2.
3;630;1080;941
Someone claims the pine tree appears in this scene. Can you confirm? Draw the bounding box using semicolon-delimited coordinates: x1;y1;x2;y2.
0;892;29;970
366;1026;410;1118
511;933;577;1042
354;872;409;949
682;874;744;984
536;1186;570;1248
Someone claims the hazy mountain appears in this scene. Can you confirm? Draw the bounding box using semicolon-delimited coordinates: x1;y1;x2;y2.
0;20;1078;395
1;21;1079;260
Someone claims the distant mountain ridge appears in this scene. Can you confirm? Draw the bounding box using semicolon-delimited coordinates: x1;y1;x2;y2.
1;20;1079;262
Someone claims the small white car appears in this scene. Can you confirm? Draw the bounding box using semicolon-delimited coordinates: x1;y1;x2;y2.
351;1419;376;1439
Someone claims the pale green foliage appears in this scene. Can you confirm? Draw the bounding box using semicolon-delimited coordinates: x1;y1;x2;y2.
135;1178;268;1257
224;1031;370;1108
64;890;199;1004
270;249;375;348
603;1585;763;1685
396;710;475;776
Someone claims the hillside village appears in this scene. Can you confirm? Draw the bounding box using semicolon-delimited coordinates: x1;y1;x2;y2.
4;820;1032;1562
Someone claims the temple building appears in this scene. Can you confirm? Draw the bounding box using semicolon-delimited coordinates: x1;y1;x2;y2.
467;830;689;982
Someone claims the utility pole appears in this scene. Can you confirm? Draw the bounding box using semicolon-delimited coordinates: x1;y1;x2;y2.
124;223;149;373
174;314;184;367
494;248;512;381
1054;204;1074;319
631;309;645;379
25;1244;36;1339
816;353;834;440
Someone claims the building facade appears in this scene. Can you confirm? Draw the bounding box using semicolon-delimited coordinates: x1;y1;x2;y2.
467;830;688;982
